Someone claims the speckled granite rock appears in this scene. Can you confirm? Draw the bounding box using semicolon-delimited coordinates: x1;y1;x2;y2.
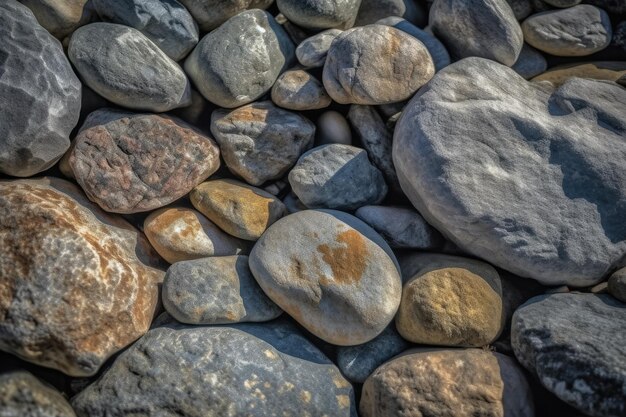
0;370;76;417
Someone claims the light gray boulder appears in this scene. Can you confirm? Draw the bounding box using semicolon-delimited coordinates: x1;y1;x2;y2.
296;29;342;68
276;0;362;30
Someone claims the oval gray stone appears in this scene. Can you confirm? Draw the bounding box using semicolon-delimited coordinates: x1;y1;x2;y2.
0;370;76;417
271;69;332;111
177;0;274;32
296;29;342;68
277;0;362;30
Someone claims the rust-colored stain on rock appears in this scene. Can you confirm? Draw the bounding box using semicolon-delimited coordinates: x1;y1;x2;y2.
316;230;368;285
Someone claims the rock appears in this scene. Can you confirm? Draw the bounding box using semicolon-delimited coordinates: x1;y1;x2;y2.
249;210;401;345
522;6;612;56
336;324;410;383
295;29;342;68
376;16;451;72
532;61;626;86
68;109;220;214
512;44;548;79
355;0;426;27
283;192;308;214
184;10;295;108
430;0;523;66
608;267;626;302
619;75;626;87
190;179;287;241
69;23;190;112
211;101;315;185
355;206;443;250
271;69;332;111
276;0;361;30
162;256;282;325
170;88;215;128
0;178;163;376
506;0;533;20
289;145;388;211
92;0;199;61
316;111;352;145
393;57;626;286
177;0;274;32
0;370;76;417
584;0;626;15
543;0;581;5
613;21;626;52
18;0;93;39
144;207;249;264
323;25;434;105
72;320;357;416
0;1;81;177
361;348;534;417
512;293;626;416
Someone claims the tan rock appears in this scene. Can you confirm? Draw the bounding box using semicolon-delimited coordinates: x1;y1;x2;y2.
190;179;287;241
0;177;163;376
19;0;93;39
532;62;626;86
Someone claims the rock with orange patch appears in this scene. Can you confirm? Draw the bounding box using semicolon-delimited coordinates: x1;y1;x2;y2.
249;209;402;345
396;253;505;347
190;179;287;241
143;207;249;264
360;348;534;417
0;177;163;377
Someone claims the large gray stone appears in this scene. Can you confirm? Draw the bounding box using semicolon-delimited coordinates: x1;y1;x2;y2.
177;0;274;32
0;1;81;177
393;57;626;286
71;320;357;416
184;10;295;108
0;371;75;417
512;293;626;417
430;0;523;66
295;29;343;68
69;23;191;112
277;0;362;30
92;0;199;61
355;0;426;27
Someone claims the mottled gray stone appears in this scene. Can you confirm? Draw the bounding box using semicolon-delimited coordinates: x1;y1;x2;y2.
0;1;81;177
271;69;332;110
277;0;362;30
184;10;295;108
69;23;191;112
72;320;357;416
296;29;342;68
506;0;533;20
522;6;612;56
430;0;523;66
211;101;315;186
585;0;626;15
18;0;93;39
0;371;75;417
317;111;352;145
289;145;388;211
178;0;274;32
323;25;434;104
512;43;548;79
355;0;426;27
512;293;626;417
92;0;199;61
393;57;626;286
609;267;626;302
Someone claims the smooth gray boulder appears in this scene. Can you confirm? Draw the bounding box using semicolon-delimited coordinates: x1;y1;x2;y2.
184;10;295;108
72;320;357;416
0;371;76;417
512;293;626;417
512;43;548;79
177;0;274;32
276;0;362;30
355;0;426;27
430;0;523;66
69;23;191;112
296;29;342;68
393;57;626;287
92;0;199;61
0;1;81;177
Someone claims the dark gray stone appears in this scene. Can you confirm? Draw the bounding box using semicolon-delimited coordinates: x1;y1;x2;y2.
277;0;362;30
584;0;626;15
512;44;548;79
0;370;76;417
0;1;81;177
506;0;533;20
608;267;626;302
512;293;626;417
184;10;295;108
317;111;352;146
393;57;626;286
295;29;342;68
71;320;357;416
177;0;274;32
355;0;426;27
543;0;581;6
613;21;626;53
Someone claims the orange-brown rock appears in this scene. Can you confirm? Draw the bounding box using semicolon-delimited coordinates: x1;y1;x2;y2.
0;177;163;377
532;62;626;86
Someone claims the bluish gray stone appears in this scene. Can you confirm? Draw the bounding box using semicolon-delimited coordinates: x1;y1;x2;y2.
296;29;342;68
0;370;76;417
277;0;362;30
512;43;547;79
177;0;274;32
355;0;426;27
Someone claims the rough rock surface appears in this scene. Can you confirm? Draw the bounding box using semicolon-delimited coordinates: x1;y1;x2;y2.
69;22;190;112
72;320;357;416
184;10;295;108
249;209;402;345
532;61;626;86
0;370;76;417
355;0;425;27
18;0;92;39
271;69;332;111
277;0;362;30
512;44;548;79
0;178;163;376
608;267;626;302
512;293;626;417
0;1;81;177
211;101;315;185
393;57;626;286
178;0;274;32
295;29;342;68
68;109;220;214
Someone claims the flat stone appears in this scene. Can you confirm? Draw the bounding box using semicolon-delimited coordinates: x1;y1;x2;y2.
512;44;548;79
68;109;220;214
72;320;357;416
608;267;626;302
177;0;274;32
144;207;249;264
289;144;388;211
163;256;282;324
532;61;626;86
355;0;426;27
249;209;402;345
361;348;534;417
512;293;626;416
323;25;434;105
18;0;93;39
393;57;626;286
271;69;332;111
69;22;191;112
316;111;352;145
190;179;287;241
184;10;295;108
0;1;81;177
277;0;361;30
430;0;523;66
211;101;315;186
0;370;75;417
92;0;199;61
0;178;163;376
522;6;612;56
296;29;343;68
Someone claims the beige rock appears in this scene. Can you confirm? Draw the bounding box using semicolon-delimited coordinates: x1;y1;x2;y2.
19;0;93;39
532;61;626;86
